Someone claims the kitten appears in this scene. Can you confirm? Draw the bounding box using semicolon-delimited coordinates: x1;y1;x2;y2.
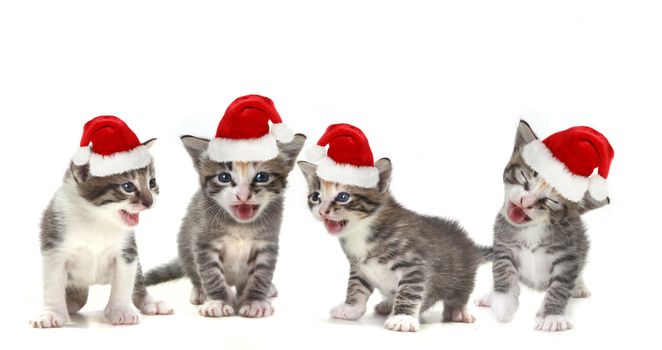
475;120;610;331
298;158;492;332
30;140;171;328
144;134;305;318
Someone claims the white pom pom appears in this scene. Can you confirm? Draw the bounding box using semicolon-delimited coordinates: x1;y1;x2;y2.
72;146;91;165
271;123;294;143
305;145;326;162
588;175;608;201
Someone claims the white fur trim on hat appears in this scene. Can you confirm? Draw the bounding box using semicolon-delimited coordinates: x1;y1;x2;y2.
87;145;152;177
521;140;588;202
72;146;92;165
305;145;326;162
316;156;379;188
208;133;279;162
271;123;294;143
588;175;608;201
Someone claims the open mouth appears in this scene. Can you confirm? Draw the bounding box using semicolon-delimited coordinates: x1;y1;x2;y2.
231;204;260;221
324;219;348;234
119;210;140;227
506;202;531;224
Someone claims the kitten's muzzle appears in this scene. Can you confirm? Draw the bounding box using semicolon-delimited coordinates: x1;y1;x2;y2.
506;202;532;225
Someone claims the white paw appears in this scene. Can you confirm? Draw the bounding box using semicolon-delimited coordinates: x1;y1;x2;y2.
474;291;493;307
443;307;476;323
571;285;592;298
535;315;573;332
491;293;519;322
29;310;68;328
239;300;274;318
190;287;206;305
384;314;420;332
374;300;393;316
330;303;366;321
139;299;173;315
199;300;234;317
104;305;140;325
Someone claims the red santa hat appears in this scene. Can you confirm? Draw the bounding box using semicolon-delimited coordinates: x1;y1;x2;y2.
305;123;379;188
207;94;294;162
72;116;153;177
521;126;614;202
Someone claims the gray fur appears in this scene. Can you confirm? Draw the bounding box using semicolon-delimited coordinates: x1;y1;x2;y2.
485;120;609;326
145;134;305;317
298;158;490;326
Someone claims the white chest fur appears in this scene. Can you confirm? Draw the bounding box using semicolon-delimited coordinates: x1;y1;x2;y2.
51;187;131;287
59;213;130;287
220;226;256;286
515;224;558;290
340;218;398;297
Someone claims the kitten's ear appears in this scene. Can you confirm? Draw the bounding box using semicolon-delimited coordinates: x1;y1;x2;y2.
69;162;90;183
278;134;307;167
297;161;318;187
181;135;209;170
513;120;538;153
374;158;392;194
142;138;157;149
577;192;610;215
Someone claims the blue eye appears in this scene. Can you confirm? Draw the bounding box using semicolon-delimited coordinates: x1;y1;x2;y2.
310;191;320;202
218;173;232;183
121;182;135;193
336;192;350;202
255;172;269;183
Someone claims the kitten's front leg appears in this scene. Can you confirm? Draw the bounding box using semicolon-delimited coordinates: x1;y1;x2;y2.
30;255;69;328
238;242;279;318
195;242;234;317
330;264;373;321
384;267;426;332
534;261;580;332
105;256;140;325
482;244;520;322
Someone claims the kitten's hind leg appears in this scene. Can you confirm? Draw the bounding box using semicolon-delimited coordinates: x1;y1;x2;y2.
475;291;493;307
442;302;475;323
65;286;89;314
374;298;393;316
571;276;591;298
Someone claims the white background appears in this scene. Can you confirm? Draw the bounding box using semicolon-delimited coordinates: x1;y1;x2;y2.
1;1;660;349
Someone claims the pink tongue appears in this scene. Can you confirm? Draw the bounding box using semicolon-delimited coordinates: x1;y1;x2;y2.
235;204;255;220
122;211;139;226
325;220;343;234
508;205;529;224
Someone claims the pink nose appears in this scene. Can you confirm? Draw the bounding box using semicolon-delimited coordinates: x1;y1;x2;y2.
236;193;252;202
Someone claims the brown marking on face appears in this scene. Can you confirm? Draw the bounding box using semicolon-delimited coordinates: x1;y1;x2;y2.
236;162;250;180
537;179;550;193
321;180;336;194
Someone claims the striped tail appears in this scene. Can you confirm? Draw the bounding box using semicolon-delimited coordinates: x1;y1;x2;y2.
144;259;184;286
476;245;494;264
